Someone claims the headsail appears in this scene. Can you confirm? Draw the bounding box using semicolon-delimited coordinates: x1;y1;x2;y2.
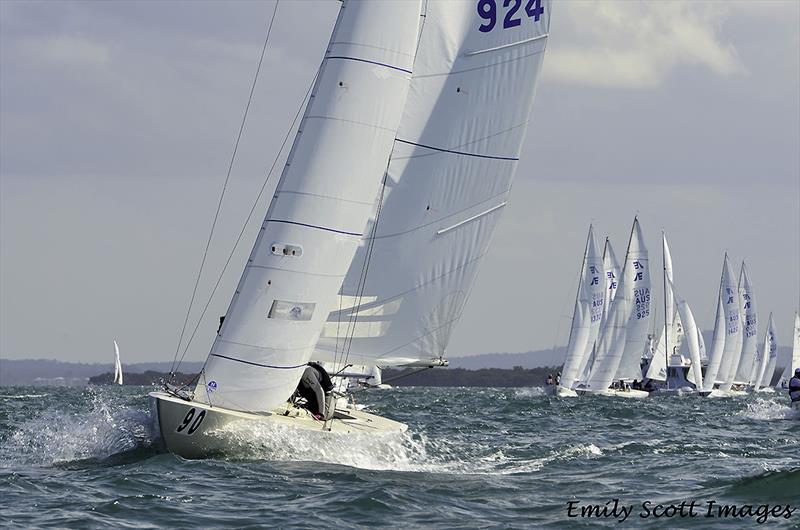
560;226;605;389
646;233;681;382
316;0;552;368
734;263;759;385
669;281;703;390
599;237;621;329
198;0;423;411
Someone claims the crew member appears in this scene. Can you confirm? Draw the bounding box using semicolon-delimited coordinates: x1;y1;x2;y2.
295;362;334;419
789;368;800;404
545;374;554;386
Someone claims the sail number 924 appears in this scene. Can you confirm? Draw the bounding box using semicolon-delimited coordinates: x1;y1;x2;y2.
478;0;544;33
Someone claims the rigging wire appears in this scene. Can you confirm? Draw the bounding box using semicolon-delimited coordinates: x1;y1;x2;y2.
169;1;280;376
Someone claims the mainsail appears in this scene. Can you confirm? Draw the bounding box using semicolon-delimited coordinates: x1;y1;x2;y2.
715;254;742;390
614;219;652;382
113;340;123;385
197;0;423;411
560;226;605;388
646;233;682;382
754;313;776;390
585;217;649;389
599;238;621;329
316;1;552;368
734;263;759;385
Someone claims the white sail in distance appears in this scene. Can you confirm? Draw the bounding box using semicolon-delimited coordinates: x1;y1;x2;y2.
585;217;648;390
776;312;800;388
197;0;423;412
669;280;703;390
599;238;621;330
754;313;776;390
113;340;123;385
716;254;742;390
615;219;652;382
735;263;759;385
702;259;730;391
646;233;679;382
560;226;605;389
316;0;553;368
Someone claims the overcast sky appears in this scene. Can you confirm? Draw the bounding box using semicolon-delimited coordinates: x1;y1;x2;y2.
1;1;798;365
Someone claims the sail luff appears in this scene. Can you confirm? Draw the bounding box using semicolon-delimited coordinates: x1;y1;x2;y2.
198;0;423;412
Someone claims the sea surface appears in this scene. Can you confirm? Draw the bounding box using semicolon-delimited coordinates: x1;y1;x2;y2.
1;385;798;528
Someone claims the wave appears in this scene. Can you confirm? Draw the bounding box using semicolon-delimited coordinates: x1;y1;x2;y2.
723;468;800;502
0;394;49;400
736;398;799;421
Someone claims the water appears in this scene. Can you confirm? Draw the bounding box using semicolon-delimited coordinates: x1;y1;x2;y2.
1;385;798;528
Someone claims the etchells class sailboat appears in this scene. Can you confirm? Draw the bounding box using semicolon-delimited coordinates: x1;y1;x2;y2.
775;312;800;391
113;340;123;385
150;0;552;458
577;217;651;399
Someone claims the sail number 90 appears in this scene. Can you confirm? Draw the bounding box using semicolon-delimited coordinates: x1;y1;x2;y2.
478;0;544;33
176;407;206;435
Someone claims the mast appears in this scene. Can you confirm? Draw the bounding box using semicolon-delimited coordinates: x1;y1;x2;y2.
662;231;669;386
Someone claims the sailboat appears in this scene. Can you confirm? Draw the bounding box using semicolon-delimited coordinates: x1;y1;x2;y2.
752;313;777;392
667;280;706;395
577;217;650;399
555;225;605;397
149;0;552;458
730;262;759;391
712;254;745;395
113;340;123;385
775;312;800;391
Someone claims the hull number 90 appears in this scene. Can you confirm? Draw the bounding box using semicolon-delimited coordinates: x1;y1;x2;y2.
176;407;206;435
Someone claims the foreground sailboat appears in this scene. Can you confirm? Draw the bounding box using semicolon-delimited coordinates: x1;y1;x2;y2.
113;340;123;385
150;0;552;458
775;312;800;392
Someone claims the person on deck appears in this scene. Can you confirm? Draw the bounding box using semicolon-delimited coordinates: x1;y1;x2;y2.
555;372;561;386
295;362;334;420
789;368;800;404
545;374;554;386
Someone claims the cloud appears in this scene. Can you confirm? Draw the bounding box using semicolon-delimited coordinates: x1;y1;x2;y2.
21;34;111;66
544;1;747;88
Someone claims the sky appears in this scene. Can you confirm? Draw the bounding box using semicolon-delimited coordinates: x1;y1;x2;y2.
1;0;798;365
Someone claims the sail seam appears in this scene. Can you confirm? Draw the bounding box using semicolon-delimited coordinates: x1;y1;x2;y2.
395;138;519;161
414;46;546;79
325;55;412;74
276;190;375;206
304;114;399;134
267;219;362;237
329;40;416;60
210;353;306;370
246;264;346;278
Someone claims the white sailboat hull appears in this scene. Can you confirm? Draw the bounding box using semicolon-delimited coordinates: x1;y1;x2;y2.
149;391;407;459
576;388;649;399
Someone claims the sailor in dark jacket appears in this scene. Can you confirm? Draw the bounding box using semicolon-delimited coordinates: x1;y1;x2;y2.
789;368;800;403
295;362;334;419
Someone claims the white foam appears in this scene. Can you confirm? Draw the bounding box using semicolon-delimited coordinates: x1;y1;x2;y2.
513;387;546;398
737;398;799;421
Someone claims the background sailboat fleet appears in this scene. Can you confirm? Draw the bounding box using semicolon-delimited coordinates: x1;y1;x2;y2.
557;217;799;399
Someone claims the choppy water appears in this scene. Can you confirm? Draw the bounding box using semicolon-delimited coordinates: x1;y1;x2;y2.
1;385;798;528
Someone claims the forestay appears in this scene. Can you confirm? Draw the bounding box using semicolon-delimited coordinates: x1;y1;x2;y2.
735;263;759;385
560;226;605;388
716;254;742;390
197;0;422;412
316;0;552;367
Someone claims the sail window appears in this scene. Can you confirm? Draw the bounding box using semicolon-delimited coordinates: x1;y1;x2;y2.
268;300;315;321
271;243;303;257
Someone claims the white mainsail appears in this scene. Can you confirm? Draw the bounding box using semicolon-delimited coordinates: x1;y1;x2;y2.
669;281;703;389
315;1;552;368
776;312;800;388
560;226;605;389
716;254;742;390
734;262;759;385
599;238;621;329
197;1;423;412
614;219;652;382
702;260;730;390
113;340;123;385
754;313;776;390
585;217;649;389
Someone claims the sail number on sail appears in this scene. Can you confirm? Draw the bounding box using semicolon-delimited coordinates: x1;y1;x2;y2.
477;0;544;33
176;408;206;435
